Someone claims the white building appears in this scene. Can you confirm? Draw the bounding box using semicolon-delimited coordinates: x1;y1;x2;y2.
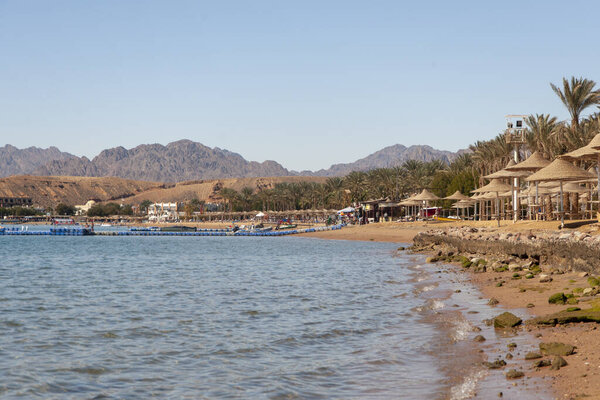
75;200;96;216
148;202;179;222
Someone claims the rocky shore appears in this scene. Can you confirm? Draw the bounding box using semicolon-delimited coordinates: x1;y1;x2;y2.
409;225;600;399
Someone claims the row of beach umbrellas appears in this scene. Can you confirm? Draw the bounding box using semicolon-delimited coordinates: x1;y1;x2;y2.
399;134;600;226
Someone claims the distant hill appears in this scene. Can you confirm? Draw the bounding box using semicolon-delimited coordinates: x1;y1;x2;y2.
0;144;78;177
33;140;291;182
307;144;462;176
0;175;326;208
0;140;464;182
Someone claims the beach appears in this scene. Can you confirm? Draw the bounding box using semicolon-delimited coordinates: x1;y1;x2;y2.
301;220;600;399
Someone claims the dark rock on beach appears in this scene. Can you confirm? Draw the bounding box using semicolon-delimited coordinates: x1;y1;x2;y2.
550;356;568;370
484;359;507;369
493;312;522;328
505;369;524;379
525;351;542;360
539;342;575;356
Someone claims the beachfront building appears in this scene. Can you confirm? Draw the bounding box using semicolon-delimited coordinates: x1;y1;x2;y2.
0;196;33;208
148;202;179;222
74;200;96;216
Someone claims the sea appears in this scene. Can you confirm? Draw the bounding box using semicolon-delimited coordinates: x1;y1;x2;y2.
0;230;552;399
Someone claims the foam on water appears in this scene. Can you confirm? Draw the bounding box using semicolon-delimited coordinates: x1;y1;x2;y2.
449;368;487;400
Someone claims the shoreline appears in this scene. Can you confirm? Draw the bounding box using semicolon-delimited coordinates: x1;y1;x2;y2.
300;221;600;399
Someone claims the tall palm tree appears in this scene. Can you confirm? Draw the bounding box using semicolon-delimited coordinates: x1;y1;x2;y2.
525;114;561;159
550;77;600;130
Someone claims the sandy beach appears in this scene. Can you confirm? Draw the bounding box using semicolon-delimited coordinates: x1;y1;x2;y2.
300;220;600;399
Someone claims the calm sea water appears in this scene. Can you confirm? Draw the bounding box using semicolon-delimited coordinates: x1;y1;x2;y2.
2;232;554;399
0;235;456;399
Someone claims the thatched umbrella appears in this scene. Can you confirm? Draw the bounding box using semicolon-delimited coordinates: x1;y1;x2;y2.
472;179;512;225
444;191;471;217
451;198;476;219
412;189;440;218
562;133;600;206
504;151;552;215
444;190;471;201
526;158;596;227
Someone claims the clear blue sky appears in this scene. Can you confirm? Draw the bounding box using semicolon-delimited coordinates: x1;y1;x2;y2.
1;1;598;171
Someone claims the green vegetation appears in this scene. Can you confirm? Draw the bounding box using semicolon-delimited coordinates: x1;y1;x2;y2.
0;207;40;217
548;293;567;305
55;203;76;216
87;203;133;217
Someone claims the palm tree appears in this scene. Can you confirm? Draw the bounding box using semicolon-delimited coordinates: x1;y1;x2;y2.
525;114;561;159
551;77;600;130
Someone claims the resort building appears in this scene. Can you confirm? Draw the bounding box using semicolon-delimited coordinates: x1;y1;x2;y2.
0;196;33;208
74;200;96;216
148;202;180;222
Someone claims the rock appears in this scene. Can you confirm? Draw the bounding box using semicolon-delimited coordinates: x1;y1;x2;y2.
526;303;535;308
505;369;524;379
488;297;500;306
525;352;542;360
474;335;486;342
484;359;507;369
579;272;589;278
507;342;517;349
527;310;600;325
583;288;593;296
566;307;581;312
533;359;552;368
426;256;438;263
525;273;534;279
493;312;522;328
508;263;522;272
539;274;552;283
472;326;482;332
548;293;567;305
550;356;567;370
539;342;575;356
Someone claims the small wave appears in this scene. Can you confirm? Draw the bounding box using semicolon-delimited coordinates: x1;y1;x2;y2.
449;368;487;400
450;319;472;341
301;328;375;340
430;300;445;310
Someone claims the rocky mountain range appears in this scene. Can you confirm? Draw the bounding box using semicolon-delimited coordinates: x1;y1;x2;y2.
0;140;464;182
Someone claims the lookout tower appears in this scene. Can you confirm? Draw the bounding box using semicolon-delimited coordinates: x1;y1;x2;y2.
504;114;527;223
504;114;527;145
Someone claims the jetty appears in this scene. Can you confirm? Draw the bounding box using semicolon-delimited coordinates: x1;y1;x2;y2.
0;224;345;237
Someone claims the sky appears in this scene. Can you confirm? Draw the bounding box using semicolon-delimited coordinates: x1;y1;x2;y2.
1;1;599;171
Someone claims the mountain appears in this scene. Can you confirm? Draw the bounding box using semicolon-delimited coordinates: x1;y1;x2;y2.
0;144;78;177
33;140;291;182
0;140;464;182
308;144;462;176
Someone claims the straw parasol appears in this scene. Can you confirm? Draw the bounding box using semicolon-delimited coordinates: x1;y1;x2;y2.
549;182;588;194
484;159;531;179
505;151;551;171
444;190;471;201
471;179;512;193
526;158;596;226
471;179;513;225
562;133;600;202
412;189;440;201
411;189;440;219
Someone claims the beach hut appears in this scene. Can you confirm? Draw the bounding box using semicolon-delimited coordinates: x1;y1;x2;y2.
472;179;512;226
526;158;596;227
